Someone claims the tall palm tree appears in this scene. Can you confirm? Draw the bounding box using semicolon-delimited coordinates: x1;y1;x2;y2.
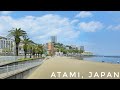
8;28;27;56
23;36;30;58
32;44;37;58
36;44;43;57
28;42;37;58
35;45;39;58
27;40;34;58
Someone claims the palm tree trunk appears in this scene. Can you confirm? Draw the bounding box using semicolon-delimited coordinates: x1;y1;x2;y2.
25;52;27;58
30;48;32;58
32;49;35;58
40;52;42;57
33;53;35;58
30;53;31;58
16;43;19;56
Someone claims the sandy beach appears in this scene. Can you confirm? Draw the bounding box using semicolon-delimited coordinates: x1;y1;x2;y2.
27;56;120;79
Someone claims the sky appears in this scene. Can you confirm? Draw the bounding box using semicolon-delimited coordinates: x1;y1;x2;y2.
0;11;120;56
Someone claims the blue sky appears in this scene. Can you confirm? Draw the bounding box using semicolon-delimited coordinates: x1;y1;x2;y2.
0;11;120;55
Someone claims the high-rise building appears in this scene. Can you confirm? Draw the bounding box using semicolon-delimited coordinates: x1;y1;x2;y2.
71;45;77;49
78;46;84;51
80;46;84;51
51;36;57;43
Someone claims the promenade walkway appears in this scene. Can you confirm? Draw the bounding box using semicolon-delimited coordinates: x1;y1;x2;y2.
27;56;120;79
0;59;43;79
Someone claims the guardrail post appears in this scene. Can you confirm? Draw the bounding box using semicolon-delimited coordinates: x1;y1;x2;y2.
22;64;24;70
7;65;8;76
14;64;15;74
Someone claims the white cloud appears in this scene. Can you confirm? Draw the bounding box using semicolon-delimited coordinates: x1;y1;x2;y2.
75;11;93;18
107;25;120;30
70;19;79;24
78;21;103;32
107;25;113;30
107;11;120;13
0;14;81;44
0;11;13;15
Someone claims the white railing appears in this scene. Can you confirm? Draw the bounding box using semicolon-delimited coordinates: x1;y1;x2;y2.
0;59;43;78
0;56;24;63
0;56;34;66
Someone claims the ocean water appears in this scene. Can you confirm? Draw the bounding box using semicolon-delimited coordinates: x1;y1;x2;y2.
83;56;120;64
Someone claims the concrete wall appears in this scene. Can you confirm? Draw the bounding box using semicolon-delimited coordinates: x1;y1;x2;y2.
6;66;39;79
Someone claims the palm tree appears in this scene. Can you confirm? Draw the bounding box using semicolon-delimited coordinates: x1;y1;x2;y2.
35;45;39;58
23;36;30;58
8;28;27;56
37;44;44;57
31;44;36;58
27;40;34;58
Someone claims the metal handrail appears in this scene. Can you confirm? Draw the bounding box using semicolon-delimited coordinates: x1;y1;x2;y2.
0;59;43;76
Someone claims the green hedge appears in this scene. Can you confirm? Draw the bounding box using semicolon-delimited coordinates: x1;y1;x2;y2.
18;57;43;61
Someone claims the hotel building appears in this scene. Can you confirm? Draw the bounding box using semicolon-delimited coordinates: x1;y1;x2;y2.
80;46;84;52
0;36;14;55
51;36;57;43
0;36;24;55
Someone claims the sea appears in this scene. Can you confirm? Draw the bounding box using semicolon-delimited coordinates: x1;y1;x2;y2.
82;56;120;64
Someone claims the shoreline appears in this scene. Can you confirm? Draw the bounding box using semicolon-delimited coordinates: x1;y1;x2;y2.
65;56;119;65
